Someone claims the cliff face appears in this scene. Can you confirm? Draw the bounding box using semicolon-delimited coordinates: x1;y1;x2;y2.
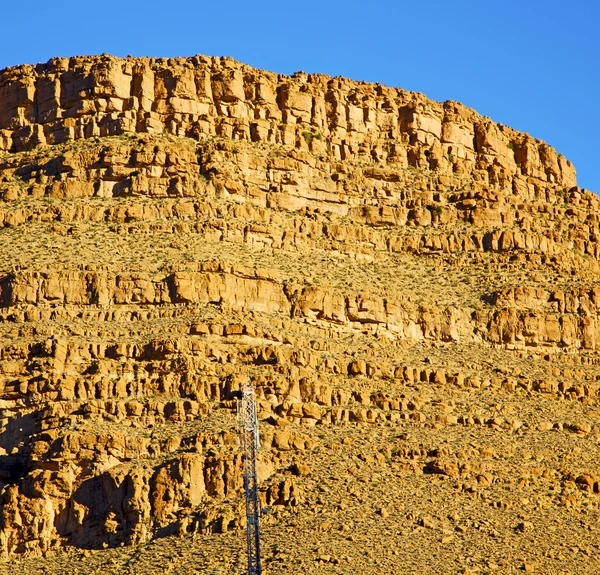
0;54;576;186
1;55;600;575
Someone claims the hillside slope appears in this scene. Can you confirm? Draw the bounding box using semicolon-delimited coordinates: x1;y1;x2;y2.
1;54;599;574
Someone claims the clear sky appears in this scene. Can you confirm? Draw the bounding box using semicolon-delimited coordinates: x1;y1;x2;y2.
1;0;598;193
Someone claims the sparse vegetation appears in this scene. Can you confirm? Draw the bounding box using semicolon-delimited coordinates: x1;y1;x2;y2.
302;131;322;147
2;56;599;575
302;130;313;145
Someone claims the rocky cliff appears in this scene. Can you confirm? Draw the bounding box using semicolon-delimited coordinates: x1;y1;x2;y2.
1;55;599;575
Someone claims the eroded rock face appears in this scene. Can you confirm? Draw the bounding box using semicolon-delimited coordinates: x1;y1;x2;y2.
0;55;599;573
0;54;576;188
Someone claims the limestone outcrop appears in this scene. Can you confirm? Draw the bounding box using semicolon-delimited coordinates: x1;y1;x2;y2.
0;54;576;189
1;55;599;575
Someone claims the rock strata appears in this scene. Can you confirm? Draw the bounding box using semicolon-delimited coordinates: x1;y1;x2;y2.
1;55;599;575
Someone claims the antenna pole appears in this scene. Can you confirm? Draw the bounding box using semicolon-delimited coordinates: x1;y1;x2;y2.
237;381;262;575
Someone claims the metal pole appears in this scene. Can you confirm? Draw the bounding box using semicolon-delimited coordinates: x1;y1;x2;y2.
238;381;262;575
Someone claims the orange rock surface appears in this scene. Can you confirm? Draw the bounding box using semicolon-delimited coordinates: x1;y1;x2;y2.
0;55;599;574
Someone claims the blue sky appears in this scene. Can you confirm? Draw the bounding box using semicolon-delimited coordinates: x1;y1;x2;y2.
1;0;598;193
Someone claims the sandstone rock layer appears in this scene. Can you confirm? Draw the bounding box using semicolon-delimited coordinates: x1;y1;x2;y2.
1;55;599;575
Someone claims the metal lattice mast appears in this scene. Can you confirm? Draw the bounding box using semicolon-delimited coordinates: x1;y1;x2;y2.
237;381;262;575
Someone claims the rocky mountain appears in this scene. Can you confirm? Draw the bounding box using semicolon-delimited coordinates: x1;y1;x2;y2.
0;54;599;574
